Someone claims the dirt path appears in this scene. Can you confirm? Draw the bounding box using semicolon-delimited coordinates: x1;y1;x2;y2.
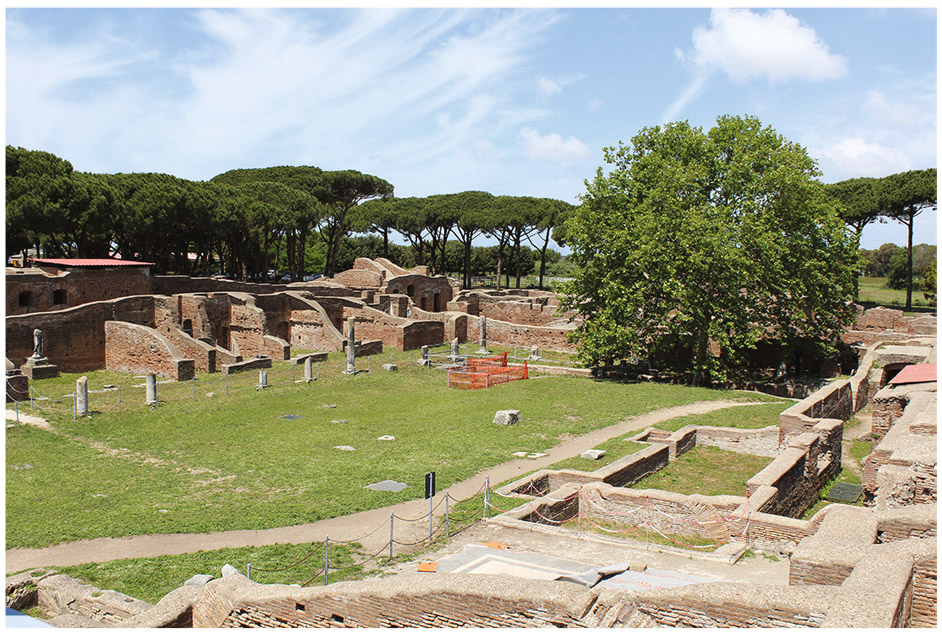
5;399;766;574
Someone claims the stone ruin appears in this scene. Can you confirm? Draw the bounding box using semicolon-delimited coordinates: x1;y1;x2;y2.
4;257;580;384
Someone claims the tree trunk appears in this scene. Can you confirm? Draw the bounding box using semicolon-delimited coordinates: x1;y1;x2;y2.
905;212;914;312
464;239;472;289
496;245;504;290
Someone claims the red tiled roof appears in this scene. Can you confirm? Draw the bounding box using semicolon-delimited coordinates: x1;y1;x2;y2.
888;363;937;385
31;258;155;268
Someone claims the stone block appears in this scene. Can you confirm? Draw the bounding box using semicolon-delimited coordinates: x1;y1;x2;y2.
493;410;521;426
382;363;398;372
184;574;215;587
20;363;59;380
581;449;606;460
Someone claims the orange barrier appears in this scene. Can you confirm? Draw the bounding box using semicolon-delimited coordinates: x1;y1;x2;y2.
448;359;528;390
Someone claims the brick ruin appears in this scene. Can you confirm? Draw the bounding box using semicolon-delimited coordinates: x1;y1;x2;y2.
5;258;582;384
4;264;937;627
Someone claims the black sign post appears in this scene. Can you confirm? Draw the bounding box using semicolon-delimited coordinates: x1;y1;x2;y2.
424;471;437;540
424;471;436;499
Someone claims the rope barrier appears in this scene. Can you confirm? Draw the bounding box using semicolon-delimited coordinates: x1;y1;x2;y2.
393;494;447;523
250;546;321;572
328;517;391;544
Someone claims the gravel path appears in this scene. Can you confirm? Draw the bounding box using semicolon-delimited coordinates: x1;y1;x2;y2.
5;399;767;574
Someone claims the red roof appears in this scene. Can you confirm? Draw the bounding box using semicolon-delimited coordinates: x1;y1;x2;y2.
888;363;937;386
31;258;154;268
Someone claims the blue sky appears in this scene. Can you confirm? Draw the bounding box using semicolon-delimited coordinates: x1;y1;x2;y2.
5;4;937;251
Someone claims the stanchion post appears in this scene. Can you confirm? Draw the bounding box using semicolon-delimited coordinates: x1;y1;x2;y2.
225;373;229;397
29;386;34;409
118;386;122;414
389;512;394;561
292;364;296;383
324;536;329;586
429;494;433;541
192;376;196;401
445;492;450;538
247;563;251;580
317;362;321;380
484;477;490;519
73;391;76;422
15;401;20;428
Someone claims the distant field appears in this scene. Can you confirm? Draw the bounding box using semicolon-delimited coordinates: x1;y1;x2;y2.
6;352;780;549
858;276;936;312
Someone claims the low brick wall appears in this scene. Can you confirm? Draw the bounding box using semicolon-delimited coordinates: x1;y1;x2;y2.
779;381;852;445
6;296;156;372
746;419;843;519
104;321;194;381
466;314;577;353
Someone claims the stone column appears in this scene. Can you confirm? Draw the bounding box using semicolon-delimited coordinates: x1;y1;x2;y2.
258;370;268;389
477;315;488;354
145;374;158;404
450;337;460;360
345;317;356;375
420;345;430;366
304;356;314;382
76;376;89;417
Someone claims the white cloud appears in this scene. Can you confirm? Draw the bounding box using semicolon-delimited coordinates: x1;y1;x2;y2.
813;137;914;180
5;8;560;180
519;128;589;163
690;8;848;83
537;77;562;98
861;90;926;128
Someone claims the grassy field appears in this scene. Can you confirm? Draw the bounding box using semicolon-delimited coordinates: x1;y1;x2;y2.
858;276;936;311
629;446;774;497
653;401;790;432
56;542;365;605
6;352;781;550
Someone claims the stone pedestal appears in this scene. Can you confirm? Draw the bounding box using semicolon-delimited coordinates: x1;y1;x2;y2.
21;356;59;380
6;369;29;403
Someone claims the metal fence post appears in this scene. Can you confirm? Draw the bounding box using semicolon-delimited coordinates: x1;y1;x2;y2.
429;494;434;541
317;362;321;381
192;376;197;401
292;364;296;383
247;563;251;581
389;512;394;561
118;386;122;414
15;401;20;428
445;492;450;538
225;373;229;397
29;386;34;409
324;536;329;586
73;391;76;422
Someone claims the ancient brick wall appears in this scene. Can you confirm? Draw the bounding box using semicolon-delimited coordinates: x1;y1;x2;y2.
6;296;155;372
289;309;343;352
104;321;195;380
383;274;453;312
466;314;577;352
332;269;384;288
747;420;843;519
163;328;218;373
6;267;153;316
779;380;852;445
193;575;588;628
911;556;937;627
398;320;445;351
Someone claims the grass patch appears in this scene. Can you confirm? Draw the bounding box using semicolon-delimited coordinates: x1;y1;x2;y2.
569;515;719;551
850;440;872;465
653;401;790;432
541;439;650;473
51;542;365;605
629;446;773;497
801;467;863;519
7;352;772;549
858;276;936;310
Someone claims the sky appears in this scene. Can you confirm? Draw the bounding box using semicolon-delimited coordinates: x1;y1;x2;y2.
4;3;938;251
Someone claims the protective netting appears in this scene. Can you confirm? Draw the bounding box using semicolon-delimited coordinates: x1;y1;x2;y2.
448;353;528;389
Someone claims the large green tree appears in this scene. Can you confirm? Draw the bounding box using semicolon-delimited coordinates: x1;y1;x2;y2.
879;168;937;311
561;116;857;384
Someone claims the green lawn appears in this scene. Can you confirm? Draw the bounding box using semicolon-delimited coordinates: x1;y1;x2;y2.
6;352;779;549
56;542;365;605
542;439;650;473
653;401;790;432
858;276;936;311
629;446;774;497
